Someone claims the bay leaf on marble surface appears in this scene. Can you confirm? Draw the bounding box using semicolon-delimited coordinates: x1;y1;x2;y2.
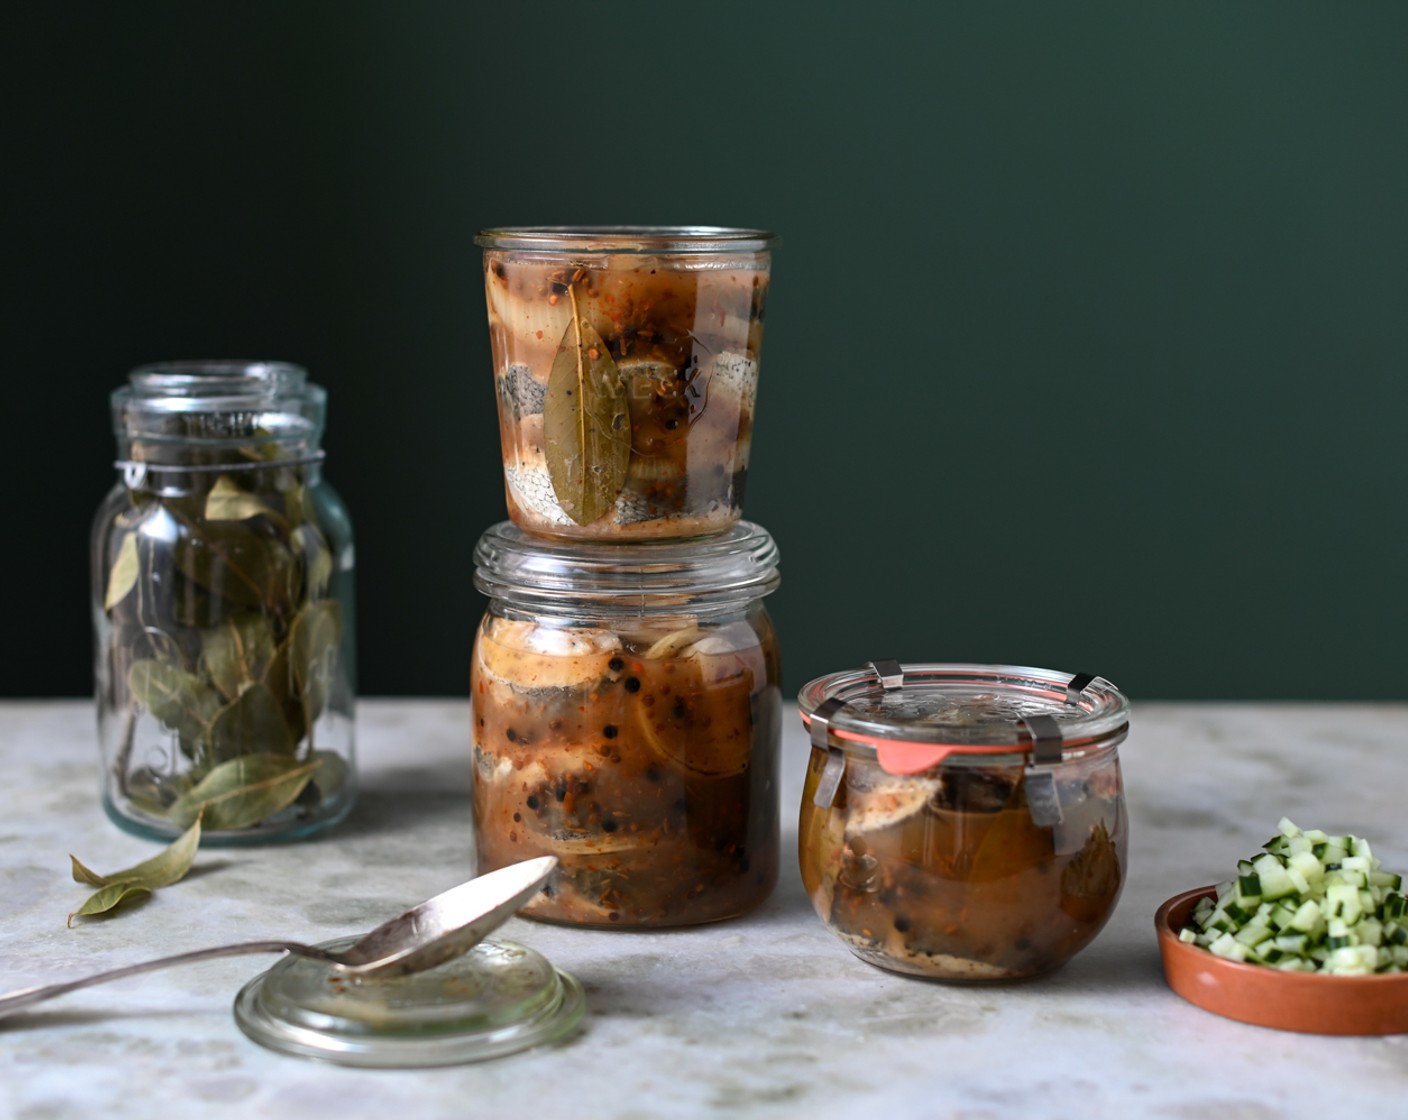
128;659;221;743
67;883;151;927
544;292;630;525
67;814;202;925
170;753;318;830
70;814;202;889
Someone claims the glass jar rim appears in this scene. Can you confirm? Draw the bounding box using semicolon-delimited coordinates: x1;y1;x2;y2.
474;520;780;614
128;359;307;393
115;360;321;413
112;359;326;444
475;226;778;254
798;662;1130;761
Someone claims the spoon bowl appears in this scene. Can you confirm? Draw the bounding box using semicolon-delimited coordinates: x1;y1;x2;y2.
328;855;556;977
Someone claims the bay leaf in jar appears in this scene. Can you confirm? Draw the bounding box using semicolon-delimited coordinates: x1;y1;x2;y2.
544;286;630;526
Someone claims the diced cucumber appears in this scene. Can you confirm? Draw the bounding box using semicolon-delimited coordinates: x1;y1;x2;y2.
1288;850;1324;885
1268;902;1298;931
1180;819;1407;975
1252;854;1298;900
1289;900;1321;933
1234;922;1273;947
1326;882;1362;923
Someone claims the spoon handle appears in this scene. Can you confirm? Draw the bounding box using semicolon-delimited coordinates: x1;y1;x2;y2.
0;940;333;1018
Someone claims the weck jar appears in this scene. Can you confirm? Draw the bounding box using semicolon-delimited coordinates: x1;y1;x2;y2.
471;521;782;927
91;361;357;843
476;226;776;541
798;663;1129;981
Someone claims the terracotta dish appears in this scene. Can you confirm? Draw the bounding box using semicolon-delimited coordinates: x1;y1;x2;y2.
1156;886;1408;1035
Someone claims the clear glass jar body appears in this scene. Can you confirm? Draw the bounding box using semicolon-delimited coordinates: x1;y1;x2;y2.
476;227;775;541
471;522;782;927
799;746;1125;980
797;664;1129;980
91;362;356;843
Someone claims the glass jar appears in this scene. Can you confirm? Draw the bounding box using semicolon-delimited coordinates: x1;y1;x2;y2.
471;521;782;927
475;227;776;542
798;663;1129;981
91;361;356;843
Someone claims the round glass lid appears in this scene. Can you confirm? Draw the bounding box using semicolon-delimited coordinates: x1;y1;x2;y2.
798;662;1129;774
234;937;585;1068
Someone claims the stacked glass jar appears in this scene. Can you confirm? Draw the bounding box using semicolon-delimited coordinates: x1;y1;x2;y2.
471;228;782;927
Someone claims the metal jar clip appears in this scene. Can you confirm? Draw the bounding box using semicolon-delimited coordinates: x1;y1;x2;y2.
1021;672;1098;831
810;659;905;809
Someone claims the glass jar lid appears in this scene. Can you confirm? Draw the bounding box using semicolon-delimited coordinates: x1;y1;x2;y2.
473;520;780;615
799;662;1129;775
475;226;777;254
234;937;585;1068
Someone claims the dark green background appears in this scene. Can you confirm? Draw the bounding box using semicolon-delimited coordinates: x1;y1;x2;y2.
5;2;1406;700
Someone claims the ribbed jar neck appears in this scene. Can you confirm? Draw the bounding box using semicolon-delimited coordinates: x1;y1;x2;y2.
474;521;781;619
112;360;327;460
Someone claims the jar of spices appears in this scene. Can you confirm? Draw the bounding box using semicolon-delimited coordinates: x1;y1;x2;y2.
91;361;356;843
798;662;1129;980
471;520;782;926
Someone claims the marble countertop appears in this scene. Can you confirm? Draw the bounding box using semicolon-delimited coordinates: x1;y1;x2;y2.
2;699;1406;1119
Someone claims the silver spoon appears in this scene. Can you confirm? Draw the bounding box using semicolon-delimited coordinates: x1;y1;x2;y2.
0;855;556;1019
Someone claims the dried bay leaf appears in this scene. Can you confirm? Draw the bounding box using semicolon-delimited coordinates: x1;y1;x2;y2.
129;660;221;743
291;524;334;600
290;600;342;724
263;637;304;736
170;512;296;612
205;474;284;525
68;883;151;926
104;533;140;611
171;753;319;830
283;480;309;528
201;614;276;700
544;288;630;525
208;681;296;761
70;814;202;889
67;815;202;925
305;749;350;801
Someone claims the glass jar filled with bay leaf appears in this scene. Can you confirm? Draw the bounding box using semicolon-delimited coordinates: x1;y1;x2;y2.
91;361;356;843
471;521;782;926
476;227;776;541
